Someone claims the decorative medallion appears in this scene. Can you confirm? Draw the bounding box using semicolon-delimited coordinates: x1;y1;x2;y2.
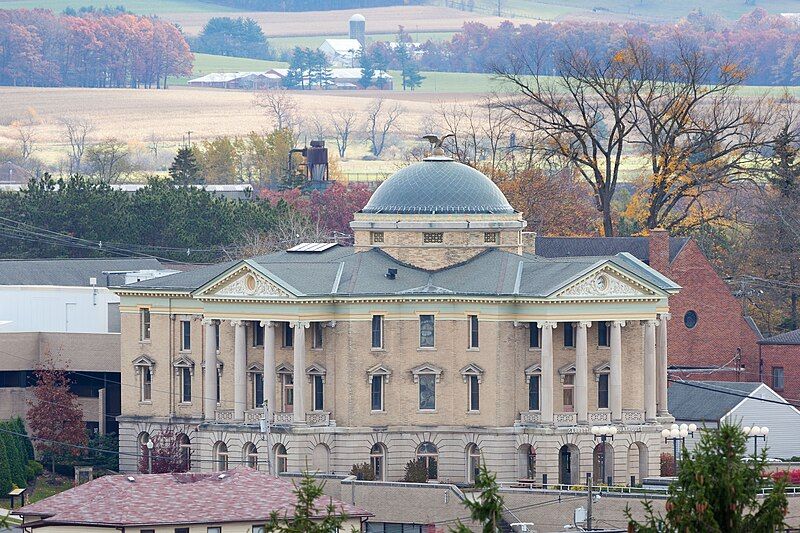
559;271;643;298
215;271;289;298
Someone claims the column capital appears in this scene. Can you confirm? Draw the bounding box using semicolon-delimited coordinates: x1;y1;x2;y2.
289;320;310;329
539;321;558;330
230;319;246;327
259;320;275;328
611;320;626;327
201;317;217;326
641;319;658;327
578;320;592;328
322;320;337;328
658;312;672;321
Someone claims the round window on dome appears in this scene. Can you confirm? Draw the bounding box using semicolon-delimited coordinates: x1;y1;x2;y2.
684;310;698;329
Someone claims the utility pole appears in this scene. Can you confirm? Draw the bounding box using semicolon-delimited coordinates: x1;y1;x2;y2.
586;472;593;531
260;399;273;476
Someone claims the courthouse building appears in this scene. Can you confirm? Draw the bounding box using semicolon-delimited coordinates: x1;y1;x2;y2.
115;153;678;485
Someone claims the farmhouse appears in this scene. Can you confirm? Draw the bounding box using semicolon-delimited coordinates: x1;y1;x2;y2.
115;151;678;485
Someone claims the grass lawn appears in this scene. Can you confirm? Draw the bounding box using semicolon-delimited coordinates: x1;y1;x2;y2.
19;475;73;506
0;0;238;13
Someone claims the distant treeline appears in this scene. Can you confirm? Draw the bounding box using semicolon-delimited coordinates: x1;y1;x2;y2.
190;16;272;60
205;0;420;10
0;9;193;88
411;9;800;86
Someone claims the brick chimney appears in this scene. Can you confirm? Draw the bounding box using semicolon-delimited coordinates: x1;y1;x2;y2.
648;228;670;274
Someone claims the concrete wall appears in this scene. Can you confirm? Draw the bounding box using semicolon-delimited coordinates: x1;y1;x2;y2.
0;331;120;372
0;285;119;333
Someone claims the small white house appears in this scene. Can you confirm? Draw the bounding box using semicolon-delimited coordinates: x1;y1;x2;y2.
668;380;800;459
318;38;362;67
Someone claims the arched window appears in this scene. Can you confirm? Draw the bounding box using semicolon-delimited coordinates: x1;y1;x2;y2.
213;441;228;472
137;432;151;474
176;433;190;471
517;444;537;480
274;443;288;474
416;442;438;480
466;443;481;484
243;442;258;469
370;443;386;481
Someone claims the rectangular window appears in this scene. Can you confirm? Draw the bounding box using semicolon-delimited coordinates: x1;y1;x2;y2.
528;375;540;411
214;322;220;352
141;530;155;533
484;232;498;243
371;376;384;411
175;528;189;533
563;374;574;410
423;232;443;243
598;321;610;347
282;374;294;411
208;528;222;533
468;315;479;349
140;308;151;341
254;373;264;408
283;322;294;348
140;367;152;402
216;371;221;405
252;527;265;533
772;366;785;391
419;374;436;410
371;231;384;244
252;321;264;347
468;375;480;411
371;315;383;349
181;367;191;403
598;373;609;409
312;322;323;349
180;320;191;351
313;375;324;411
563;322;575;348
529;322;540;348
419;315;435;348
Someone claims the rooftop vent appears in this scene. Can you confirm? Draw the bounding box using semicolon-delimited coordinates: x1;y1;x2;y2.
385;268;397;280
287;242;338;253
126;476;135;483
218;473;227;480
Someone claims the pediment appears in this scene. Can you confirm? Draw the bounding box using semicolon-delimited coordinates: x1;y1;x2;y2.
410;363;443;383
460;363;484;383
524;363;541;376
195;261;299;300
173;355;195;368
558;362;576;376
132;354;155;367
248;362;264;373
276;362;293;374
366;363;393;383
306;363;327;376
552;264;659;300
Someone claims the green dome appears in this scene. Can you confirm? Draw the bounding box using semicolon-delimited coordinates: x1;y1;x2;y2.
362;158;515;215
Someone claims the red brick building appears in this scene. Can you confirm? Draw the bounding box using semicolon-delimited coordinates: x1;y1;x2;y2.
758;330;800;403
536;231;763;382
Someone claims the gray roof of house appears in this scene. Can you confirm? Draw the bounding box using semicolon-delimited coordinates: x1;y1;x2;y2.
361;158;515;215
535;236;690;264
123;245;678;297
667;380;762;422
0;258;165;287
759;328;800;345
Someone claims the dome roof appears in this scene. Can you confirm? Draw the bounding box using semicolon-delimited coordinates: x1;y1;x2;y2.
362;158;515;215
349;13;365;22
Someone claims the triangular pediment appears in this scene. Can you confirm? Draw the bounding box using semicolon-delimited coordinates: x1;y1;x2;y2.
195;261;300;300
173;355;195;368
551;264;661;300
276;362;293;374
524;363;541;376
366;363;393;383
132;354;155;367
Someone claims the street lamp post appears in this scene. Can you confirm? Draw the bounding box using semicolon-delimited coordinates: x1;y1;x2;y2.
591;425;618;485
661;423;697;474
146;439;154;474
743;425;769;455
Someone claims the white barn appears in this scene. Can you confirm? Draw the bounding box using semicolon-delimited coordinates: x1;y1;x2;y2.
668;380;800;460
318;38;362;67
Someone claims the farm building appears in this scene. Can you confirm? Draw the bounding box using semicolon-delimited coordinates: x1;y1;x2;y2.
188;68;393;90
318;38;363;67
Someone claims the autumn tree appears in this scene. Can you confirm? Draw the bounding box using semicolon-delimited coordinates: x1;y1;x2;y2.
138;428;188;474
26;355;86;476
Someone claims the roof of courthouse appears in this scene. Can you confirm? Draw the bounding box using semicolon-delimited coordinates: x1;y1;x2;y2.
758;328;800;345
534;236;690;264
0;257;164;287
667;380;763;422
121;245;679;297
17;467;371;527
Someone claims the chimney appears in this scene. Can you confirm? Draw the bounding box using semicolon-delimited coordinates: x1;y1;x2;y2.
648;228;670;274
521;232;536;255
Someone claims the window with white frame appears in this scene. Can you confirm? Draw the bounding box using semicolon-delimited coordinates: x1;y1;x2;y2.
594;362;610;409
367;364;390;412
370;443;386;481
274;443;288;474
214;322;220;352
139;308;151;341
312;375;324;411
468;315;479;349
412;364;441;411
371;315;383;349
529;322;540;348
460;364;483;412
134;357;154;402
283;322;294;348
243;442;258;469
563;322;575;347
597;321;610;347
181;367;192;403
525;364;541;411
213;441;228;472
180;320;191;351
254;372;264;408
419;315;435;348
252;321;264;347
416;442;438;480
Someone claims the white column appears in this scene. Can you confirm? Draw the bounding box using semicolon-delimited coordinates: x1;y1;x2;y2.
643;319;657;421
610;320;625;422
657;313;670;416
232;320;247;421
291;321;309;424
203;318;218;420
261;320;276;422
540;322;556;424
576;321;591;424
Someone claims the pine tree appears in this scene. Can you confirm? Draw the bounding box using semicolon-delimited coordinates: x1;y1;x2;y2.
0;437;11;494
626;421;788;532
265;472;349;532
358;49;376;89
451;462;505;533
169;146;202;186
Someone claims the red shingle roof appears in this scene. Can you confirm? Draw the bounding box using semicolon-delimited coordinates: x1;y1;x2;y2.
18;467;370;527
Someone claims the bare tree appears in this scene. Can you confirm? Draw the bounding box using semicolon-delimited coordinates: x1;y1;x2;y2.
254;89;299;131
61;117;95;175
497;45;642;236
11;119;36;161
364;98;404;157
307;114;327;141
329;109;358;158
232;210;329;258
147;132;163;161
85;138;134;183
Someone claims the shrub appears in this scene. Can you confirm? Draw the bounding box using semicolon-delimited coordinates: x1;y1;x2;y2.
660;452;676;477
26;460;43;481
403;458;428;483
771;469;800;485
349;462;374;481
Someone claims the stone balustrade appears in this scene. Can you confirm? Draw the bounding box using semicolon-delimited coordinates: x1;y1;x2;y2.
622;409;646;424
519;411;542;425
554;412;578;426
215;409;234;422
587;411;612;424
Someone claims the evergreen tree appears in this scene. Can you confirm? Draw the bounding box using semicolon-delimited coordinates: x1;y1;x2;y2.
394;33;424;91
265;472;349;532
0;437;11;494
358;49;376;89
401;60;425;91
169;146;203;186
451;462;505;533
627;421;788;532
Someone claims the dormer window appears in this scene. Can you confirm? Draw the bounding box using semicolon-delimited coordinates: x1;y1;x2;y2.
423;232;443;244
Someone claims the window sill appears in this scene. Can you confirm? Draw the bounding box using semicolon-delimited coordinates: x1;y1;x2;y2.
370;410;386;414
139;340;151;345
371;348;386;352
417;347;436;351
467;347;480;352
311;347;323;351
418;409;437;413
597;346;611;350
178;402;192;406
179;349;191;354
139;401;152;405
467;410;480;414
528;347;541;351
